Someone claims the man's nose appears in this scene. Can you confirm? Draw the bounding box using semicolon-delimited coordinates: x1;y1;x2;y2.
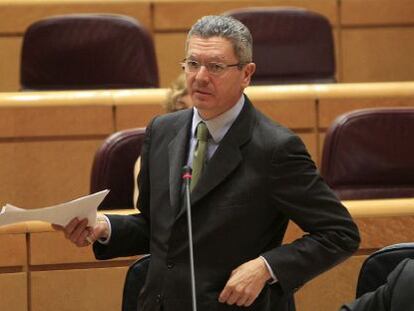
195;65;210;83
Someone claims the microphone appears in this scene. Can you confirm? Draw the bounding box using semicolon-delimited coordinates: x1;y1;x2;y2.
181;166;197;311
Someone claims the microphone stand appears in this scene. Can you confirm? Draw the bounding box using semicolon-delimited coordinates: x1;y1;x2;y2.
182;166;197;311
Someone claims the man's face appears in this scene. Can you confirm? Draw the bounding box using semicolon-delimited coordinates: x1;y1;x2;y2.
185;36;255;120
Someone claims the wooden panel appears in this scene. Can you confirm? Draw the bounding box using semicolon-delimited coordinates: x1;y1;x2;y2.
0;234;26;267
333;28;344;82
0;90;113;105
153;0;338;31
318;97;414;128
0;104;113;138
283;221;303;245
0;0;152;33
0;37;21;92
341;0;414;25
295;255;366;311
30;231;138;264
357;216;414;250
0;139;103;208
155;32;187;87
0;272;27;311
344;198;414;219
246;84;317;101
116;104;164;129
30;231;98;264
341;28;414;83
114;89;166;129
254;99;315;129
31;267;127;311
116;96;316;132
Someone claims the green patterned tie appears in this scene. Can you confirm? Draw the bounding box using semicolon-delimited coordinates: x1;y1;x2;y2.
191;121;209;191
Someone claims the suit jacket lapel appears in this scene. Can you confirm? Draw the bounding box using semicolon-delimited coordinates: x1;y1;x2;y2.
179;96;256;214
168;110;192;213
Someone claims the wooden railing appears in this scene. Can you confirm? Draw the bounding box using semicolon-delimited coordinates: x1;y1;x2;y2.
1;81;414;310
1;198;414;311
1;82;414;209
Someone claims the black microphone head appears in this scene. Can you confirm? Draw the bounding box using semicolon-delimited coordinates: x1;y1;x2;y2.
182;165;192;180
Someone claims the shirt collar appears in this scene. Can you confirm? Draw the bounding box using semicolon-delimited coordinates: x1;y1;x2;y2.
191;95;245;143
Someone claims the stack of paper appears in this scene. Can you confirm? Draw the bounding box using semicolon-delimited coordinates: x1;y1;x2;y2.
0;190;109;228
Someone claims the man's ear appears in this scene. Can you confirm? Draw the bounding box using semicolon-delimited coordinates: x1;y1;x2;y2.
241;63;256;88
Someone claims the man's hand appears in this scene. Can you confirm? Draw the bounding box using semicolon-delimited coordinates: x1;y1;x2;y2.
52;216;109;247
219;257;272;307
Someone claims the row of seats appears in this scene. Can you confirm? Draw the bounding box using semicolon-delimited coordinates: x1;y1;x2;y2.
91;107;414;210
15;8;413;311
20;8;335;90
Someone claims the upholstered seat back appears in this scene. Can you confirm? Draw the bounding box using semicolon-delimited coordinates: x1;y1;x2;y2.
321;108;414;200
225;7;335;85
21;14;159;90
90;128;146;210
356;243;414;298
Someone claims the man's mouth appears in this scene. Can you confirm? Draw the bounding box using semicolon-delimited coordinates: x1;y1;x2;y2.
194;89;212;96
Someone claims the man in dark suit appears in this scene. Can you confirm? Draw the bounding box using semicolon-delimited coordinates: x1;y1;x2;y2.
340;258;414;311
56;15;360;311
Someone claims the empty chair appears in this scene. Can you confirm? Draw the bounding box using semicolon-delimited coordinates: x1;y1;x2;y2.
224;7;335;85
21;14;159;90
321;108;414;200
90;128;146;210
356;243;414;298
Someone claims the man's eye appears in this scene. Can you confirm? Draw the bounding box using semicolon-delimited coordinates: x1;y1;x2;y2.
210;63;225;73
187;61;199;68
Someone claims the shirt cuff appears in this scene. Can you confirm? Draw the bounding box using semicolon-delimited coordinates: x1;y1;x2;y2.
96;215;112;245
259;256;278;284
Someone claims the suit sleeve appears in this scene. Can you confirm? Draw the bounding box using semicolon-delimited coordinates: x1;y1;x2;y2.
93;119;155;259
261;134;360;294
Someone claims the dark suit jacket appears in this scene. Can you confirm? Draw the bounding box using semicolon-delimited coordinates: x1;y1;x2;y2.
340;258;414;311
94;96;360;311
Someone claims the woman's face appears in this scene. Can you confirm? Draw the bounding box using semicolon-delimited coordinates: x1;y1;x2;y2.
175;93;193;111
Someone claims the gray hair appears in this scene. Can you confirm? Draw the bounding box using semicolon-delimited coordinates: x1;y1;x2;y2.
186;15;253;64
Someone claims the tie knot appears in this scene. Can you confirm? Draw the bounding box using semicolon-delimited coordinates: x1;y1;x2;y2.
196;122;208;142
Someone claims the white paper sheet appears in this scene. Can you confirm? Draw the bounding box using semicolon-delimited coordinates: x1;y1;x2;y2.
0;190;109;228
